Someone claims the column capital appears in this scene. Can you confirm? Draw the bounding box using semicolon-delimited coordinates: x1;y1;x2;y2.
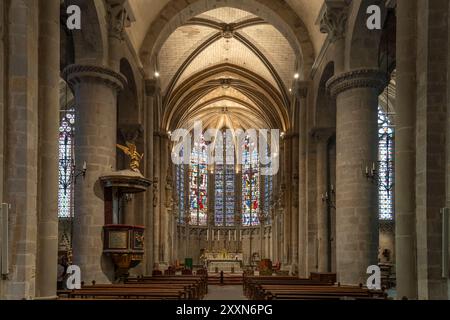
145;78;159;97
318;0;350;42
62;64;127;91
106;0;135;40
326;68;387;98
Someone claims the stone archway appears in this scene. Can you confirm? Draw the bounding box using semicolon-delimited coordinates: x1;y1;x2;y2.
139;0;315;79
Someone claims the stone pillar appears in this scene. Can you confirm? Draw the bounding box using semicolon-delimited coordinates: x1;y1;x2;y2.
4;0;39;299
415;0;449;300
395;0;418;299
153;133;161;264
36;0;60;299
144;79;156;275
290;133;299;267
327;69;386;285
64;64;126;283
162;146;172;264
313;128;334;273
296;83;308;278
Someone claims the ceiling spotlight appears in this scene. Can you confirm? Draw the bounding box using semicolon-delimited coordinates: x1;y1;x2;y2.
154;71;160;78
294;73;299;79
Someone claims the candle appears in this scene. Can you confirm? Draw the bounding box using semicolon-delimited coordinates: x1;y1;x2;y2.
234;230;237;241
365;166;369;175
83;161;87;171
331;184;334;192
372;162;376;172
228;231;231;241
207;229;209;241
212;230;214;241
218;230;220;241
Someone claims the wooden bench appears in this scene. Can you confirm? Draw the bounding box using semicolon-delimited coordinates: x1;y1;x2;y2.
58;275;208;300
244;275;387;300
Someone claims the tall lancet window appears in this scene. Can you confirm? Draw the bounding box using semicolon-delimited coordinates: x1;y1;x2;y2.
378;107;394;220
189;135;208;226
242;136;260;226
58;108;75;218
214;130;235;226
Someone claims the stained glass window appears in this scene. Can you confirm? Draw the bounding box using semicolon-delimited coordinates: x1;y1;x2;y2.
378;107;394;220
242;136;260;226
58;108;75;218
214;131;235;226
190;135;208;226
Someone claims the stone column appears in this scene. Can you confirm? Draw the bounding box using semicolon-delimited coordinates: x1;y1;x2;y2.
395;0;418;299
415;0;449;300
36;0;60;299
5;0;39;299
153;133;161;264
327;69;386;285
144;79;156;275
162;146;172;264
290;133;299;267
0;0;5;211
64;64;126;283
313;128;334;272
296;83;308;278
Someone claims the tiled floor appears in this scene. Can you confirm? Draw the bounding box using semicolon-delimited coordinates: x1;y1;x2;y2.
204;285;247;300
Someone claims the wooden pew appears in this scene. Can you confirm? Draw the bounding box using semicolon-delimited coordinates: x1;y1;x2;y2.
58;275;208;300
243;275;387;300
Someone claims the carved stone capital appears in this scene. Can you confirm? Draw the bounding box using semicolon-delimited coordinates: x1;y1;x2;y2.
326;69;388;98
318;0;349;42
106;0;135;40
62;64;127;91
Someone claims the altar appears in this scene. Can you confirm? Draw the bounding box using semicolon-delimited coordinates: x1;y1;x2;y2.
202;250;243;273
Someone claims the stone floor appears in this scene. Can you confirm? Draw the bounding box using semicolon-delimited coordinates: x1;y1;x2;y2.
204;285;247;300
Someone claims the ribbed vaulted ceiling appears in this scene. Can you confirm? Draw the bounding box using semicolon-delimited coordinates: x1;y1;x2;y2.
157;7;297;132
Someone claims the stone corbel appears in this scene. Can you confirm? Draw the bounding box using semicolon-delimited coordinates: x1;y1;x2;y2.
294;81;309;99
145;78;159;97
119;124;144;144
317;0;349;43
106;0;136;40
310;127;335;143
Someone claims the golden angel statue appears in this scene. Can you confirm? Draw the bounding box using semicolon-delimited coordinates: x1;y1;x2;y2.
117;142;144;173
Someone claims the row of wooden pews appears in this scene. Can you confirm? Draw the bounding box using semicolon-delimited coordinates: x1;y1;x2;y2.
58;275;207;300
244;275;388;300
